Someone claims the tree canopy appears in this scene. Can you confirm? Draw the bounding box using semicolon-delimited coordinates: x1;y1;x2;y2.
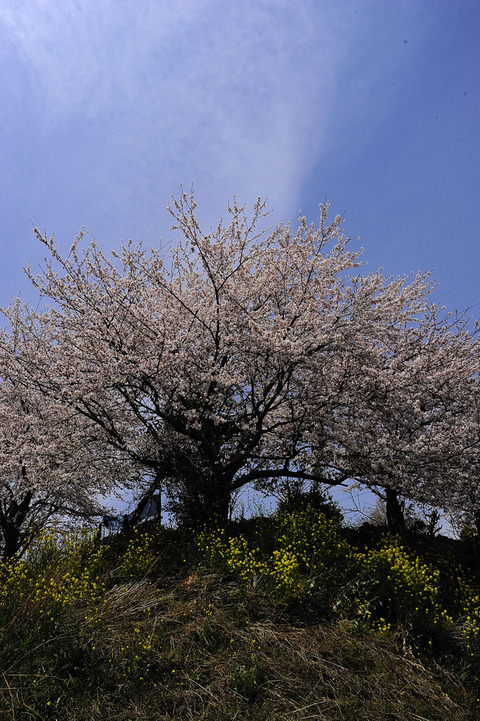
0;192;478;552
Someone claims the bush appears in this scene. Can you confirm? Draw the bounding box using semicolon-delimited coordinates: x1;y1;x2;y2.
352;536;453;638
195;507;480;674
196;507;356;603
116;525;163;581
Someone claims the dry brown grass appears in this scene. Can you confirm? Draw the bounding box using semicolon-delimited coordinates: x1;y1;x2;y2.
31;571;472;721
1;528;478;721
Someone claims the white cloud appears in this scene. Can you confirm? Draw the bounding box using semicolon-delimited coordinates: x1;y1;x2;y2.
0;0;429;244
1;1;347;225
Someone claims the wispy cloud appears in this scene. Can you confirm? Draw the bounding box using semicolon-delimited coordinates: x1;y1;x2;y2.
1;1;349;228
1;0;429;244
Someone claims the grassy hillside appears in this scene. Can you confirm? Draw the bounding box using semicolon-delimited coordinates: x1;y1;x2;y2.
0;506;479;720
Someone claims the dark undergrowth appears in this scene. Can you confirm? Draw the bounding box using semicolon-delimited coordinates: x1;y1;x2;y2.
0;508;479;720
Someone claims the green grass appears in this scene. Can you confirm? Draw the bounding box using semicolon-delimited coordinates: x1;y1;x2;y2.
0;510;479;720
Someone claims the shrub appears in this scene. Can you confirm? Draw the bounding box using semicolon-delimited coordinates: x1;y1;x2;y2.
196;507;356;603
116;525;163;581
353;536;453;637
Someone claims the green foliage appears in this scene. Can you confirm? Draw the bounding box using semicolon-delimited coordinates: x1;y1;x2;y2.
196;507;480;662
449;567;480;657
274;480;344;523
196;526;265;587
0;511;479;719
117;525;163;581
197;508;359;603
0;528;107;629
271;507;355;600
353;536;453;636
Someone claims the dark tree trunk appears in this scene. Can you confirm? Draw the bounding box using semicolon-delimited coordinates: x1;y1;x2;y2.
474;511;480;538
169;470;232;530
125;468;164;529
0;520;21;561
194;478;232;529
0;490;33;561
385;487;406;531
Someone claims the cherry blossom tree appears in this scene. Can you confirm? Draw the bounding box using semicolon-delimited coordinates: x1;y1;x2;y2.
0;308;135;559
2;192;478;529
324;303;480;528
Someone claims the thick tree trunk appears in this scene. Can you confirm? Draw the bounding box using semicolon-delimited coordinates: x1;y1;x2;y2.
385;487;406;531
124;467;164;530
0;491;33;561
0;521;21;561
196;479;231;528
166;466;233;530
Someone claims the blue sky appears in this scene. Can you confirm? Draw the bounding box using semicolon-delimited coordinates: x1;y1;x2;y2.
1;0;479;314
0;0;478;524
